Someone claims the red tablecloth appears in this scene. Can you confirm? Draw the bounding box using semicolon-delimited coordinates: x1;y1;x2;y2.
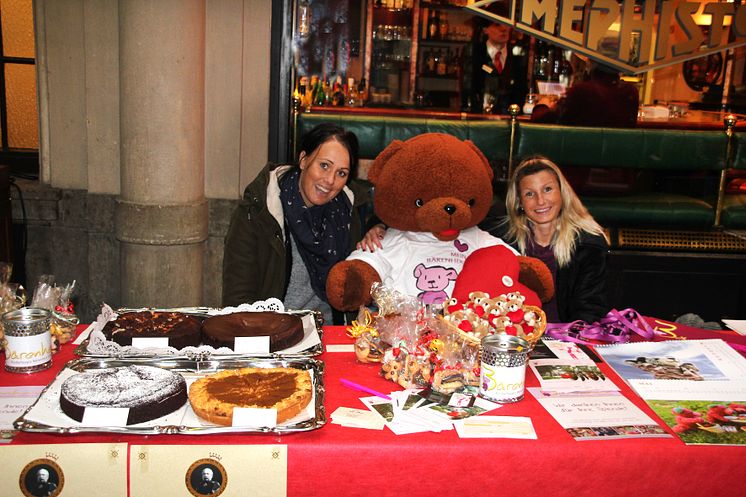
3;320;746;497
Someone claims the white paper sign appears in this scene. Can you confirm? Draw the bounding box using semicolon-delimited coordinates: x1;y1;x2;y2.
131;337;169;348
454;416;537;439
326;344;354;353
82;407;130;427
234;336;270;353
232;407;277;428
0;386;44;430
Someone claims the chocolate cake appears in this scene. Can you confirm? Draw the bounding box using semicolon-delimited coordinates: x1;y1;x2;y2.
102;311;202;349
201;312;305;352
60;365;187;425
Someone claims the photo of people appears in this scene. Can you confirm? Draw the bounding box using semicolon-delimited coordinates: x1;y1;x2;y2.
565;424;667;440
186;460;226;497
20;461;62;497
623;356;704;380
534;364;607;382
647;399;746;445
596;341;730;382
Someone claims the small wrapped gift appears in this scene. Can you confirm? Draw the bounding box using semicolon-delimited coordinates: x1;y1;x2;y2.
30;275;79;351
0;262;27;348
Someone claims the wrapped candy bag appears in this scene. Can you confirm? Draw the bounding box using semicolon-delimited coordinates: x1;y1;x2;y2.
347;283;422;364
1;262;28;348
0;262;26;313
30;275;79;350
430;322;481;394
347;307;386;363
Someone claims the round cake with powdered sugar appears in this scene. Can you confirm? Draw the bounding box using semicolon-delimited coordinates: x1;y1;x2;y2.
60;365;187;425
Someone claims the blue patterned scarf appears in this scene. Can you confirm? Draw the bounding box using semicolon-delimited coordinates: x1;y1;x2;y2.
280;169;352;301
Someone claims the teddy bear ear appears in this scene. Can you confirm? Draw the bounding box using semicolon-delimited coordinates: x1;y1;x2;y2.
368;140;405;185
464;140;493;181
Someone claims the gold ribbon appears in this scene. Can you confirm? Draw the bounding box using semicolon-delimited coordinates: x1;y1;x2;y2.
346;309;378;339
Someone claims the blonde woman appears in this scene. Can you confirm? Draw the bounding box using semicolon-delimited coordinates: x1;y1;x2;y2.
493;155;609;323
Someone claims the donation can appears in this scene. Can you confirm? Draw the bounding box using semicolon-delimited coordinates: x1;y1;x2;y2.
2;307;53;373
479;334;529;403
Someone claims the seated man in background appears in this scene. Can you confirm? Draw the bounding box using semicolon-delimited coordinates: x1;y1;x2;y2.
531;60;639;128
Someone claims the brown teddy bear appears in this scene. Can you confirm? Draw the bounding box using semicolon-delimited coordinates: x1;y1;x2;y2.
326;133;553;311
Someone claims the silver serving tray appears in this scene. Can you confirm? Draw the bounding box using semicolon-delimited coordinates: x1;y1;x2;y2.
74;307;325;359
14;356;326;435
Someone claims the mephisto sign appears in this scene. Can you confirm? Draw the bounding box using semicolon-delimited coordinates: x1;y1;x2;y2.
467;0;746;73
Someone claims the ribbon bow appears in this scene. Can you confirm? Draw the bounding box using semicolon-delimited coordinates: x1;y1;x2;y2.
346;309;378;339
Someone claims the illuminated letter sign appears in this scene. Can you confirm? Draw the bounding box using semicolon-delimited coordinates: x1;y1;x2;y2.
467;0;746;73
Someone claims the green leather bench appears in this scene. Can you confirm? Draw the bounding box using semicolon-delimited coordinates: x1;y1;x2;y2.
296;112;746;231
515;123;730;230
296;113;512;166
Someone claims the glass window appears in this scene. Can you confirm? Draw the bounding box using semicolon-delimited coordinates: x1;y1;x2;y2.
0;0;39;176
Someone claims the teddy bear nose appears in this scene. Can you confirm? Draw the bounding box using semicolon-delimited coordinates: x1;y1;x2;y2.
444;204;456;215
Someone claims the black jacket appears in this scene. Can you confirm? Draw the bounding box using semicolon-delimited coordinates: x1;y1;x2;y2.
555;231;610;323
485;221;609;323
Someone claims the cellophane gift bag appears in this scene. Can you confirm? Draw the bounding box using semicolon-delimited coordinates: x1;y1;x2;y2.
30;275;79;351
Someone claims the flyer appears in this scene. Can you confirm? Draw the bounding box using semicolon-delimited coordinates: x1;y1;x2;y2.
528;388;669;441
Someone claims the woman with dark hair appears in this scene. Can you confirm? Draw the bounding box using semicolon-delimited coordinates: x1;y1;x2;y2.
495;155;610;323
222;123;369;324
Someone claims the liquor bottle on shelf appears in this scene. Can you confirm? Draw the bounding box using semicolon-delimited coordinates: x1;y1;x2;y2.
358;78;369;106
309;75;319;104
551;46;563;82
534;41;550;82
292;77;301;106
297;0;311;39
432;49;441;75
559;50;573;87
315;78;327;106
347;77;359;107
332;76;345;106
449;47;460;76
436;49;447;76
298;84;309;111
425;48;436;74
438;12;449;40
427;10;440;40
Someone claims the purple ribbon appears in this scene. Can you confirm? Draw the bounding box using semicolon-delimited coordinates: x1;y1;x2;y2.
545;308;659;345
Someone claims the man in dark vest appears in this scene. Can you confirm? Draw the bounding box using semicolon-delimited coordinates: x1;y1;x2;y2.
471;21;529;115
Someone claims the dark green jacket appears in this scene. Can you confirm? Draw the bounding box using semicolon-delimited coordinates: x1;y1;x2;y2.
222;163;371;307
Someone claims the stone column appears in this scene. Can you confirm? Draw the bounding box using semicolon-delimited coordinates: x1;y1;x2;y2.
117;0;207;308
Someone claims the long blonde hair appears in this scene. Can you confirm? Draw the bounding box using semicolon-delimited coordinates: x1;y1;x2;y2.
504;156;606;267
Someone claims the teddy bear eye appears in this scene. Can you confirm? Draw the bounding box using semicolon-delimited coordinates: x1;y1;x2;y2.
415;199;424;207
468;199;475;207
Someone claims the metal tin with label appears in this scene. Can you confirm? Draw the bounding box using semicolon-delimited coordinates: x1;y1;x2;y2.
2;307;53;373
479;334;529;403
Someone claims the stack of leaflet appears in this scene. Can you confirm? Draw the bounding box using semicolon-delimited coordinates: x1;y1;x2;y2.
330;407;385;430
529;340;619;395
595;339;746;445
358;389;499;435
528;339;669;441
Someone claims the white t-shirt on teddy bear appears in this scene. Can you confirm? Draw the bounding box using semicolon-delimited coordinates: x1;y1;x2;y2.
347;226;516;305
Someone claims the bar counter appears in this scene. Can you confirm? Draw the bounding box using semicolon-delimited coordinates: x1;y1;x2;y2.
3;322;746;497
303;105;746;130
